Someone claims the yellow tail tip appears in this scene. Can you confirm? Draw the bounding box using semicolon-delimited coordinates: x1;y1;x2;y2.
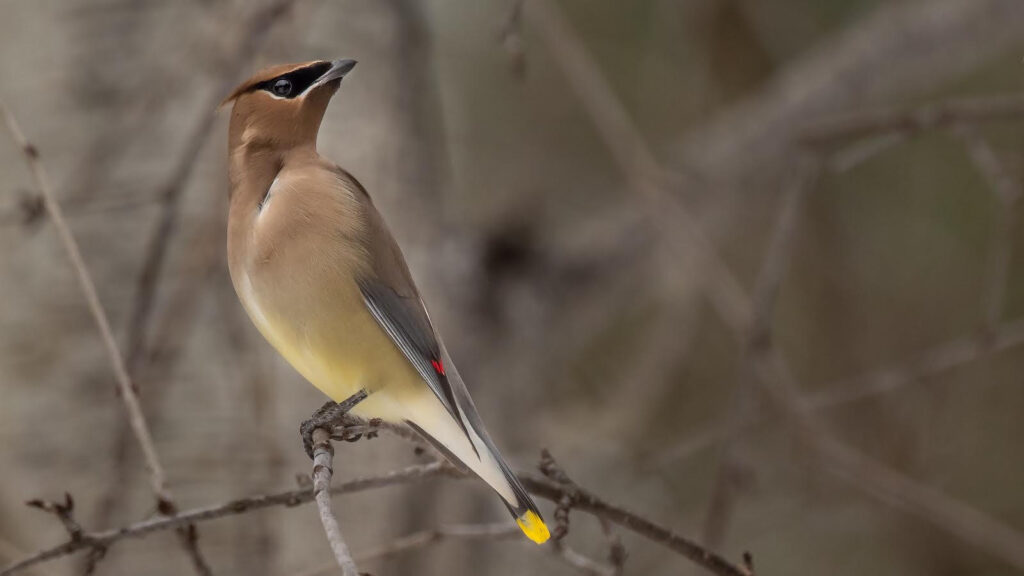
516;510;550;544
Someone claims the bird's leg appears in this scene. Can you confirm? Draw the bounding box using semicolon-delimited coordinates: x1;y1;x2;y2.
300;389;369;458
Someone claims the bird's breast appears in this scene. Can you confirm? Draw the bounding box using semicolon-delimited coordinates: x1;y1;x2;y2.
227;181;419;408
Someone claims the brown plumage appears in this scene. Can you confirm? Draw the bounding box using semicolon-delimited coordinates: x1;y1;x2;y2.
224;59;549;544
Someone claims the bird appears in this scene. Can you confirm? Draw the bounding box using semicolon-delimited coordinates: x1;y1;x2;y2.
222;59;549;544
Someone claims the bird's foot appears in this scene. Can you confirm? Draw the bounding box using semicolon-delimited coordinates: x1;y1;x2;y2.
330;417;383;444
300;389;369;459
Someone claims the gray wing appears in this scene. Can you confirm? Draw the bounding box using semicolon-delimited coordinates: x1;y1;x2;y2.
342;169;537;514
358;279;478;456
335;163;475;448
358;280;459;422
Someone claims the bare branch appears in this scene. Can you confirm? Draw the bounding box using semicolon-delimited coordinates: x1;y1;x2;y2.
522;0;751;335
298;522;616;576
92;3;302;570
516;7;1024;566
753;350;1024;571
290;523;515;576
550;540;618;576
597;517;626;576
0;94;217;576
702;156;821;548
0;462;452;576
310;429;360;576
24;496;88;546
684;0;1024;174
806;316;1024;409
0;99;171;506
956;126;1021;332
662;314;1024;472
355;523;518;564
5;433;752;576
124;0;299;369
827;132;909;173
531;451;751;576
801;93;1024;147
2;450;753;576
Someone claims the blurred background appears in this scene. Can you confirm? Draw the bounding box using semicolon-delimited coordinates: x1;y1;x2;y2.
3;0;1024;574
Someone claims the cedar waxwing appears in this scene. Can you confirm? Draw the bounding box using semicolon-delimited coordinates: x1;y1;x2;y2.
222;59;550;544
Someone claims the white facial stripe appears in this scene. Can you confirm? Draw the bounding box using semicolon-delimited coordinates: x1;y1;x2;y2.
262;74;328;100
262;84;318;100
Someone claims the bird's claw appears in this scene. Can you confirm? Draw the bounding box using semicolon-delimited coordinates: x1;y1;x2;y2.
330;416;384;444
299;390;369;459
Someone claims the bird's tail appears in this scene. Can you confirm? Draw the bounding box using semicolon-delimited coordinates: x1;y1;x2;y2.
406;415;550;544
497;454;550;545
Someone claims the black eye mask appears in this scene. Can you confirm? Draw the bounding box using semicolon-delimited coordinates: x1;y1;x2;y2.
255;62;333;99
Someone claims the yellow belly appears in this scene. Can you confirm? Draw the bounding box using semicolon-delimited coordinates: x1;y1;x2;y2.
237;271;424;423
235;270;525;511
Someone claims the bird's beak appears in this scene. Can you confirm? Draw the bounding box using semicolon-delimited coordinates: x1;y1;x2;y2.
312;59;357;90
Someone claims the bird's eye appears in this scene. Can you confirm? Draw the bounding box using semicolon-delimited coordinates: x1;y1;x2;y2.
272;78;293;97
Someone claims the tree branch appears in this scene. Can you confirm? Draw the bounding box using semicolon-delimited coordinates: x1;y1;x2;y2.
123;0;300;367
956;125;1021;333
0;99;171;507
523;0;751;336
2;442;756;576
530;451;751;576
702;156;821;548
754;350;1024;571
801;93;1024;147
806;316;1024;409
0;462;452;576
354;523;518;564
310;429;360;576
683;0;1024;175
517;3;1024;568
296;522;616;576
0;96;218;575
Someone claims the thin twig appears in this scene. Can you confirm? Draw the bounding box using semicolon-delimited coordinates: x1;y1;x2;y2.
598;517;626;576
0;100;171;505
956;125;1021;332
523;0;751;335
684;0;1024;176
702;156;820;549
310;429;360;576
298;522;615;576
524;2;1024;568
827;131;909;173
660;314;1024;471
0;462;452;576
800;93;1024;146
355;523;518;564
534;451;751;576
806;316;1024;409
123;0;300;367
550;540;618;576
753;350;1024;571
521;4;1024;568
4;441;751;576
1;452;753;576
1;96;216;576
20;496;107;576
95;3;301;571
520;473;750;576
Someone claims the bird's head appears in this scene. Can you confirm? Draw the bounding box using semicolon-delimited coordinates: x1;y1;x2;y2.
223;59;357;151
